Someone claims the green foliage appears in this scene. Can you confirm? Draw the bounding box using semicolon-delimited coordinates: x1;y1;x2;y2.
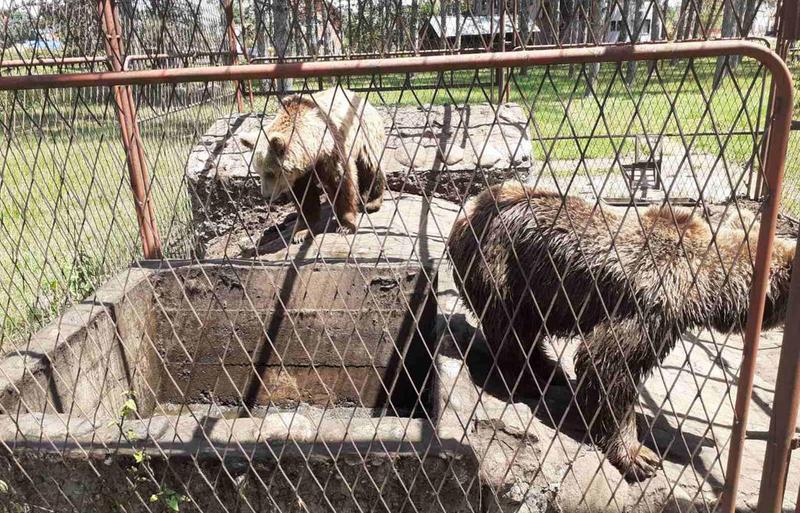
150;487;189;512
120;395;138;419
133;450;148;464
108;391;139;431
113;391;187;512
2;11;37;46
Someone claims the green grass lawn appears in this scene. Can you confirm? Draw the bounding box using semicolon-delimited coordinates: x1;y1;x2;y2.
337;58;770;162
0;55;788;353
0;92;226;350
779;57;800;221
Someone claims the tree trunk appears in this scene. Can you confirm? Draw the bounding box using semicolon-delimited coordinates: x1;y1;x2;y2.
586;0;607;93
733;0;759;66
691;0;703;38
411;0;419;53
396;0;404;51
441;0;449;51
356;0;366;52
648;0;664;72
255;0;268;90
564;0;576;76
550;0;560;44
625;0;643;84
650;0;662;41
680;3;697;41
743;0;758;35
578;0;587;44
619;0;630;42
455;0;462;51
304;0;315;56
313;0;320;55
438;0;449;84
714;0;741;88
273;0;292;94
321;12;329;55
519;0;532;74
675;0;691;40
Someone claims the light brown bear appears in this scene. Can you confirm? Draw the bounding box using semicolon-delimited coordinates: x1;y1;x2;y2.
241;87;386;242
447;182;795;480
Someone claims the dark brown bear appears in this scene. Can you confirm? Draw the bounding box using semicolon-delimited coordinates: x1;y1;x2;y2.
447;181;795;480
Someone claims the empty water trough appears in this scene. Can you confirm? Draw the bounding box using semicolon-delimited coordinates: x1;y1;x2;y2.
0;258;438;444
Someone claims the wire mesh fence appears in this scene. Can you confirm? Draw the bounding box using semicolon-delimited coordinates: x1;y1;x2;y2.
1;1;799;512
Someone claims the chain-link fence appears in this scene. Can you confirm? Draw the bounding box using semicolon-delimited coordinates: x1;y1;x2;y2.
0;0;787;345
1;1;799;513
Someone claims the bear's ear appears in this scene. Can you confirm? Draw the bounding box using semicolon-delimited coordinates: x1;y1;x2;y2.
239;129;261;149
280;94;300;108
269;135;286;157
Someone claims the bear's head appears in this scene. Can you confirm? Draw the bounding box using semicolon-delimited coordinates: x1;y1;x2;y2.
240;96;319;201
241;128;307;201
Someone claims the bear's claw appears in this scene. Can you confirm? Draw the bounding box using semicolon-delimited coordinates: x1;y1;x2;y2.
621;443;660;481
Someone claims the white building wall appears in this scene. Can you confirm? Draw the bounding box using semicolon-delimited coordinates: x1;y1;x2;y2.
605;4;654;43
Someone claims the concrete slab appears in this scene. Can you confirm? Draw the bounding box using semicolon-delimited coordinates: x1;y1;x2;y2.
185;104;532;184
528;151;747;204
235;192;460;264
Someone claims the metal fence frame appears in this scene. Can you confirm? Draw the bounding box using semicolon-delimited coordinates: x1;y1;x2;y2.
0;39;795;513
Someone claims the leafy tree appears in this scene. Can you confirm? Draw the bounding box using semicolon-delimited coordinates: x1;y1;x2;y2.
2;10;37;47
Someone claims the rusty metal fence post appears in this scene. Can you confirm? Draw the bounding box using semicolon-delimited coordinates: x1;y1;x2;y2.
0;41;793;510
718;44;794;513
98;0;162;259
755;242;800;513
236;0;255;109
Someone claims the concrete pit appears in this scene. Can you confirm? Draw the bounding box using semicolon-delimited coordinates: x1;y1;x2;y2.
0;259;437;418
0;256;462;513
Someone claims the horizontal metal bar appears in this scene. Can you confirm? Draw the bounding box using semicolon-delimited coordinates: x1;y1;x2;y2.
0;51;231;70
0;56;107;68
0;41;790;92
247;47;487;63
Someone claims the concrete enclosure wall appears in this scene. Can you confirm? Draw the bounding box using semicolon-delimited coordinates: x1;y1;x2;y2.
0;259;455;513
0;261;436;420
0;269;157;420
151;263;436;414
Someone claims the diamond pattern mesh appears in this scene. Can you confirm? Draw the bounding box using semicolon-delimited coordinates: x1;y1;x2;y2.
0;0;797;512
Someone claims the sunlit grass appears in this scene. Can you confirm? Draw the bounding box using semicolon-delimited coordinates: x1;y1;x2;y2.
0;93;231;351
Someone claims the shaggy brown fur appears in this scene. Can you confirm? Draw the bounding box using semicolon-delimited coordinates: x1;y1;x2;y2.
241;87;386;242
447;182;795;480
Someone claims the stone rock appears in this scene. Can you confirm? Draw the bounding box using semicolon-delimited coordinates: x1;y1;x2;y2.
260;412;317;441
394;146;414;167
627;475;696;513
394;141;438;169
478;146;504;168
185;104;533;257
439;144;465;165
554;452;629;513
